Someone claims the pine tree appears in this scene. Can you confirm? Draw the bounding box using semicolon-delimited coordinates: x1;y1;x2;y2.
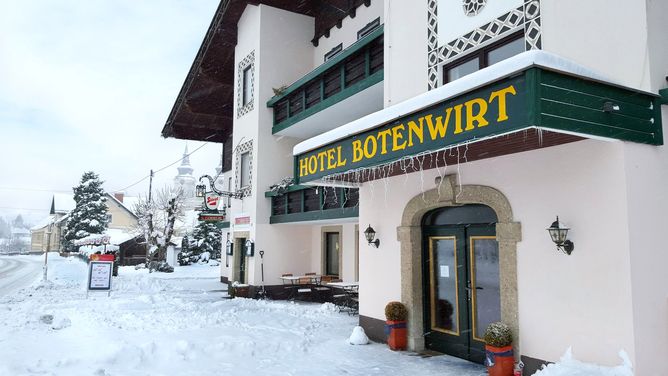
177;234;195;266
192;221;222;261
63;171;109;252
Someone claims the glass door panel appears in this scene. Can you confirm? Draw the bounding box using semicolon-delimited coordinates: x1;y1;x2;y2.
469;236;501;342
325;232;340;276
429;237;459;334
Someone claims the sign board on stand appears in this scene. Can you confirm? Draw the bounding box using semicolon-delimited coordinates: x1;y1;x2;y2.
87;261;113;297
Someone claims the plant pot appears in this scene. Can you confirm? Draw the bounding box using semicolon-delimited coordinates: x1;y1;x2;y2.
385;320;407;351
485;344;514;376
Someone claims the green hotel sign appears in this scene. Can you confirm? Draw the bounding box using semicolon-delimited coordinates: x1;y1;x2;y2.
296;75;528;183
294;68;663;184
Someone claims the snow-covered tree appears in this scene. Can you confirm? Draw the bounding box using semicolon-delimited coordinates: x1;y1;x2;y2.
12;214;29;230
192;221;222;261
63;172;108;252
134;186;185;268
0;217;10;239
177;234;196;266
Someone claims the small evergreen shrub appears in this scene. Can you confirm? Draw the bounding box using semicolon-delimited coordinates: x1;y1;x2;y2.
385;301;408;321
484;322;513;347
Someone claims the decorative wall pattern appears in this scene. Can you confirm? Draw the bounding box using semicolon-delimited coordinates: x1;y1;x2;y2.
234;140;253;197
427;0;542;90
237;51;255;118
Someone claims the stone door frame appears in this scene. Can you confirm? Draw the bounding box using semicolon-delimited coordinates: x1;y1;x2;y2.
397;175;521;354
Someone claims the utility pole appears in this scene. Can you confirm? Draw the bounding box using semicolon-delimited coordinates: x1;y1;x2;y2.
43;222;52;281
146;169;154;265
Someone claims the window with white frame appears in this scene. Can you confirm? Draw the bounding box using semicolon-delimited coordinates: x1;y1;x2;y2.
240;152;250;188
237;51;255;118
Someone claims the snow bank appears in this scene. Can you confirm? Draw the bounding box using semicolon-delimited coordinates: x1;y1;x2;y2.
534;348;633;376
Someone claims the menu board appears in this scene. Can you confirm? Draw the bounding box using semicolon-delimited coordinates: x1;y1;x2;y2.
88;261;113;290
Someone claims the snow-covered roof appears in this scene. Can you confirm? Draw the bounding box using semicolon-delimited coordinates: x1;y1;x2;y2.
51;193;75;214
120;196;139;215
30;215;56;231
105;193;139;218
294;50;624;156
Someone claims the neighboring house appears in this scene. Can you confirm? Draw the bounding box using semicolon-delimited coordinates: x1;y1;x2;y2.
160;1;668;375
30;193;74;253
30;192;139;253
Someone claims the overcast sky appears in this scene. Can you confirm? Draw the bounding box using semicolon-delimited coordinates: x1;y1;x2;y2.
0;0;222;224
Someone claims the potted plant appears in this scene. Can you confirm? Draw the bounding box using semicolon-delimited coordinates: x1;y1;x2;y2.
484;322;514;376
384;301;408;351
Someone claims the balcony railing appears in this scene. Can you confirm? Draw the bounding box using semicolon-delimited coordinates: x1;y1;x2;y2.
267;26;384;134
265;185;359;224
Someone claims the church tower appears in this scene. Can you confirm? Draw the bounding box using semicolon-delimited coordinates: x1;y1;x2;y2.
174;144;196;199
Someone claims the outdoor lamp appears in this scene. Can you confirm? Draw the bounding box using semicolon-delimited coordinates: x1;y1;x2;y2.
547;216;574;255
364;224;380;248
196;184;206;198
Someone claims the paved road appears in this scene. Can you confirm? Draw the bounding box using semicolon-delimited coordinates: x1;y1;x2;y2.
0;255;43;296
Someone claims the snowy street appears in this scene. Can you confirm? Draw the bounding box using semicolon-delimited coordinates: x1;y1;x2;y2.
0;255;43;295
0;254;486;376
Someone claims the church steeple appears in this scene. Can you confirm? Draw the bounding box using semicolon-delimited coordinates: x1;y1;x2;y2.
177;145;194;176
174;144;196;199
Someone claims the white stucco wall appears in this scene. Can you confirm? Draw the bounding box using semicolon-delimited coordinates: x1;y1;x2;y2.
382;0;427;107
541;0;650;90
313;1;383;67
358;139;636;366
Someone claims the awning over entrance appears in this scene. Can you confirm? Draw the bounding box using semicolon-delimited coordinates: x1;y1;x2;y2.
293;51;663;185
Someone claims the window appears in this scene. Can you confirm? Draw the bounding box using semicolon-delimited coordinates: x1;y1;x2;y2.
443;32;525;84
227;177;232;206
357;17;381;40
324;43;343;62
325;232;340;276
242;66;252;106
106;214;112;223
240;152;250;188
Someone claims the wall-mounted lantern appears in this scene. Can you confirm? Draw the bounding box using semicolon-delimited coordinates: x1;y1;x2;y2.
547;216;574;255
225;239;234;256
196;184;206;198
364;224;380;248
245;239;255;257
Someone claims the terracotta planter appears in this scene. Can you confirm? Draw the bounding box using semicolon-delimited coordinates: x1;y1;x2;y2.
385;320;407;351
485;344;514;376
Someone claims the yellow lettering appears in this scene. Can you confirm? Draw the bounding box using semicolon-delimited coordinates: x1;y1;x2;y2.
326;149;336;170
377;129;392;155
488;85;517;122
452;104;464;134
391;124;407;151
308;155;317;175
299;157;309;177
352;140;363;162
317;151;327;172
424;113;449;140
363;135;377;159
336;146;347;167
465;98;489;130
407;120;424;147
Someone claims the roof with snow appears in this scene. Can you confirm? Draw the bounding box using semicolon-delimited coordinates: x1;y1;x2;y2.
30;215;56;231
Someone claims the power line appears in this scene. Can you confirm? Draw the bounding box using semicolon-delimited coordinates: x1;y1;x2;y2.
0;187;71;193
112;142;210;193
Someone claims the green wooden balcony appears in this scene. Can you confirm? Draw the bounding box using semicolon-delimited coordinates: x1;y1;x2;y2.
265;185;359;224
267;27;384;138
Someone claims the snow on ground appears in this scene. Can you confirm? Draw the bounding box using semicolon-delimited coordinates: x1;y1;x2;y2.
0;254;485;376
0;255;631;376
533;348;633;376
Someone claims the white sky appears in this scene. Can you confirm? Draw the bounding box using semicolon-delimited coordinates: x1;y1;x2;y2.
0;0;222;224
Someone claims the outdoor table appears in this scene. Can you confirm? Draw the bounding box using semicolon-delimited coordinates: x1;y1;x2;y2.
327;282;359;314
280;275;322;300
